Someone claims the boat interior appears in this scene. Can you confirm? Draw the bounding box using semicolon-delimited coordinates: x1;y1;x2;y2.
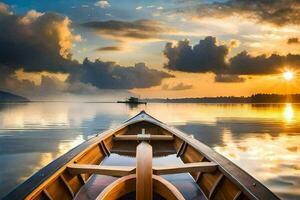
4;112;278;200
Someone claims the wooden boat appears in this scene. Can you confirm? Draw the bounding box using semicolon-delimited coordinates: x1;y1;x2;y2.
3;111;279;200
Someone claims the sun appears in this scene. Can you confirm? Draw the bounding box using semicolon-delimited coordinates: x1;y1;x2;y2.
283;71;294;81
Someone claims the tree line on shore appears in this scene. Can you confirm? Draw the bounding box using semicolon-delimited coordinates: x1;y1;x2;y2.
145;94;300;103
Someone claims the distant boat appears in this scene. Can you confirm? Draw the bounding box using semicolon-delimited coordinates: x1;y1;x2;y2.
4;111;279;200
117;96;147;104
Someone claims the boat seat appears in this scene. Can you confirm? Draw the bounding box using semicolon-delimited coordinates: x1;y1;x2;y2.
111;140;177;156
67;161;217;177
72;132;212;200
113;134;174;141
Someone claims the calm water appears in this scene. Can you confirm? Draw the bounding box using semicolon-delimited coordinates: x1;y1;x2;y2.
0;102;299;199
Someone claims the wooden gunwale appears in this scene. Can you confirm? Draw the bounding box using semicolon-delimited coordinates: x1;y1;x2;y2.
3;111;279;200
3;114;145;200
141;112;280;200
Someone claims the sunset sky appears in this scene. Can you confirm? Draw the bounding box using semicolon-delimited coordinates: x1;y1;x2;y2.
1;0;300;100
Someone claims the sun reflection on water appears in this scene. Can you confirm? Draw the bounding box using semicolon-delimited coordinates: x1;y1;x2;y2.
284;103;294;123
214;127;300;199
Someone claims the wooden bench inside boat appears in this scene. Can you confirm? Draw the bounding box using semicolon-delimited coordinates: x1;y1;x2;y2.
69;134;217;200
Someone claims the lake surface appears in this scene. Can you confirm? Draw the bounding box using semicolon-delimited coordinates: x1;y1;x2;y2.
0;102;299;199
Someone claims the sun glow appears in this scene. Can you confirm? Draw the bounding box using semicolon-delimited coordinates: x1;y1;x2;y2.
284;103;294;122
283;71;294;81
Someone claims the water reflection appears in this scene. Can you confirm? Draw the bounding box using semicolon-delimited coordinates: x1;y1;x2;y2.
284;103;294;123
214;130;300;199
0;102;299;199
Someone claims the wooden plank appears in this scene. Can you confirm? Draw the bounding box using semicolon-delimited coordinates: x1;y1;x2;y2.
136;141;153;200
77;174;86;184
100;141;110;156
152;175;185;200
233;191;244;200
209;174;224;199
194;156;205;183
113;134;173;141
177;142;187;157
96;174;136;200
196;171;203;183
153;162;217;175
176;141;185;157
68;162;216;176
59;175;74;198
67;164;135;177
42;190;53;200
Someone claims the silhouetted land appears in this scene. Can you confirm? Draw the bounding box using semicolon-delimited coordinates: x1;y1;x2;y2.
145;94;300;103
0;91;29;102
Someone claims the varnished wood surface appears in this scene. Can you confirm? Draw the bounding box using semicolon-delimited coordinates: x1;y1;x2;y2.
3;111;280;200
153;162;217;175
95;174;187;200
67;164;136;177
152;175;185;200
136;142;153;200
96;174;136;200
113;134;174;141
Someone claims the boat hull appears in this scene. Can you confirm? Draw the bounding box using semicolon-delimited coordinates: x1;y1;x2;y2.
3;111;279;200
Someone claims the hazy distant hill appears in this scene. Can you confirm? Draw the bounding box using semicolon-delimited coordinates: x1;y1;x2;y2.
0;91;29;102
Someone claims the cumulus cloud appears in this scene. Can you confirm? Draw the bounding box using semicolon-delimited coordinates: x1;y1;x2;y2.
177;0;300;26
162;82;192;90
164;36;300;77
94;1;111;9
81;19;169;42
228;51;300;75
0;3;173;97
68;59;173;89
0;70;67;98
0;7;80;72
287;37;299;44
164;37;228;73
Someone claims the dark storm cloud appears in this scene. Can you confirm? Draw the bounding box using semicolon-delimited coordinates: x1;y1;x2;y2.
68;59;173;89
0;3;173;93
81;19;167;41
287;37;299;44
214;74;245;83
164;37;300;77
96;46;123;51
228;51;282;75
228;52;300;75
179;0;300;26
162;82;193;91
163;37;228;73
0;8;77;72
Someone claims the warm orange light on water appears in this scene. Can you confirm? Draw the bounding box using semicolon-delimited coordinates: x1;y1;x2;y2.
284;103;294;122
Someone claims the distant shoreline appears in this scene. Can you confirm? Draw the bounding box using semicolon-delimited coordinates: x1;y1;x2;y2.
2;93;300;104
145;94;300;103
2;101;300;104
